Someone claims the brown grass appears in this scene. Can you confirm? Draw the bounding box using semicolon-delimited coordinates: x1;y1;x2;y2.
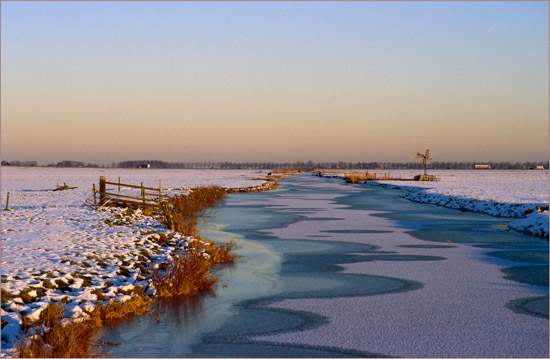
2;288;14;303
343;172;396;183
249;175;283;182
188;240;238;264
149;250;218;298
15;319;101;358
14;291;152;358
271;169;300;174
205;241;238;264
344;173;371;183
159;186;227;236
91;295;151;321
15;303;101;358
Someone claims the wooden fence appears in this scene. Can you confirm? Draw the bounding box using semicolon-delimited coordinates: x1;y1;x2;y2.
97;176;171;209
83;176;278;209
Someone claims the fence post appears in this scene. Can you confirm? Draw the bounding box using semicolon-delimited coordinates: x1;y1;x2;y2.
118;177;121;192
93;184;97;205
5;192;10;211
141;182;145;204
99;176;106;205
159;178;162;198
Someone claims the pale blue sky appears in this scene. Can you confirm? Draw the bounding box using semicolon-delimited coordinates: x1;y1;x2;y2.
2;1;548;164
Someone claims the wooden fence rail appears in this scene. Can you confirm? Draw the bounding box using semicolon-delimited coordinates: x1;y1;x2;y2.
92;175;277;210
98;176;171;209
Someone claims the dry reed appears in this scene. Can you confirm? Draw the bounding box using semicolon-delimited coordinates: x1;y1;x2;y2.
159;186;227;236
14;303;101;358
188;240;238;264
149;250;218;298
91;294;151;321
271;169;300;174
344;172;396;183
14;292;152;358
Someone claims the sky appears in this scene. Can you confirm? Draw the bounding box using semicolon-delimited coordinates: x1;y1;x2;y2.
1;1;548;165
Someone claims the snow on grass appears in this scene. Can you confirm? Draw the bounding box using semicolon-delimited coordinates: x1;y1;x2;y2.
319;169;549;238
0;167;264;354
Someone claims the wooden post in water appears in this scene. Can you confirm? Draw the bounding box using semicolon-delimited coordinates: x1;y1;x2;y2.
141;182;145;205
93;184;97;205
99;176;106;205
5;192;10;211
118;177;121;192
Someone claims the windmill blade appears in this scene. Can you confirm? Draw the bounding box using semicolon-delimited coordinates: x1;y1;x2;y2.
425;149;430;157
417;153;424;157
421;158;425;166
427;158;433;162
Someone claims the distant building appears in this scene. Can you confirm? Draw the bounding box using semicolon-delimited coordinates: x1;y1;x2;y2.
136;164;150;169
473;164;491;169
536;165;545;170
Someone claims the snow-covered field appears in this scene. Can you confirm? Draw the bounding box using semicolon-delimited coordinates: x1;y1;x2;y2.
0;167;265;354
320;169;549;238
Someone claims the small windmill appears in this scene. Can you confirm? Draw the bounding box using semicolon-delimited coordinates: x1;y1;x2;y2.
409;149;433;175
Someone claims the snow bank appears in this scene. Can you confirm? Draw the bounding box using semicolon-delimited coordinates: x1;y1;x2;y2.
0;167;266;354
319;169;549;238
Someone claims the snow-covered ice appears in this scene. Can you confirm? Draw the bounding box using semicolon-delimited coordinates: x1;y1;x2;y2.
247;175;548;357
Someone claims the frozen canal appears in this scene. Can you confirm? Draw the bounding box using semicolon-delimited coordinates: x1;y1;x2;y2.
99;174;548;357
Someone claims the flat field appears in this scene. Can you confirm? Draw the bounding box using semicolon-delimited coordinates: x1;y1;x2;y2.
0;167;264;352
1;167;548;355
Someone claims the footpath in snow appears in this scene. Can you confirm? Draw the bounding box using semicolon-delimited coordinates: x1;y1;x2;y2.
320;169;549;238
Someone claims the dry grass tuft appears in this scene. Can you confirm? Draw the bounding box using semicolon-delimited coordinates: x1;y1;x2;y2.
344;173;370;183
159;186;227;236
1;288;14;303
206;241;238;264
266;175;283;181
271;169;300;174
15;320;101;358
189;186;227;208
187;240;238;264
92;295;151;321
14;293;152;357
149;250;218;298
343;172;396;183
14;303;102;358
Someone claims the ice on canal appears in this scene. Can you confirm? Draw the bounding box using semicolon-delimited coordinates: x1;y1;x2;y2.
237;176;548;358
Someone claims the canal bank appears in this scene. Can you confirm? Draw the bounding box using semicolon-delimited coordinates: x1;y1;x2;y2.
99;174;548;357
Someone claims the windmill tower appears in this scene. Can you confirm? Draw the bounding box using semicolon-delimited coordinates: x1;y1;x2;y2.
409;149;433;176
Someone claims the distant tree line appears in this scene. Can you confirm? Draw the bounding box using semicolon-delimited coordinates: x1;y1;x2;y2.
116;160;550;171
0;160;39;167
2;160;548;170
1;160;100;168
